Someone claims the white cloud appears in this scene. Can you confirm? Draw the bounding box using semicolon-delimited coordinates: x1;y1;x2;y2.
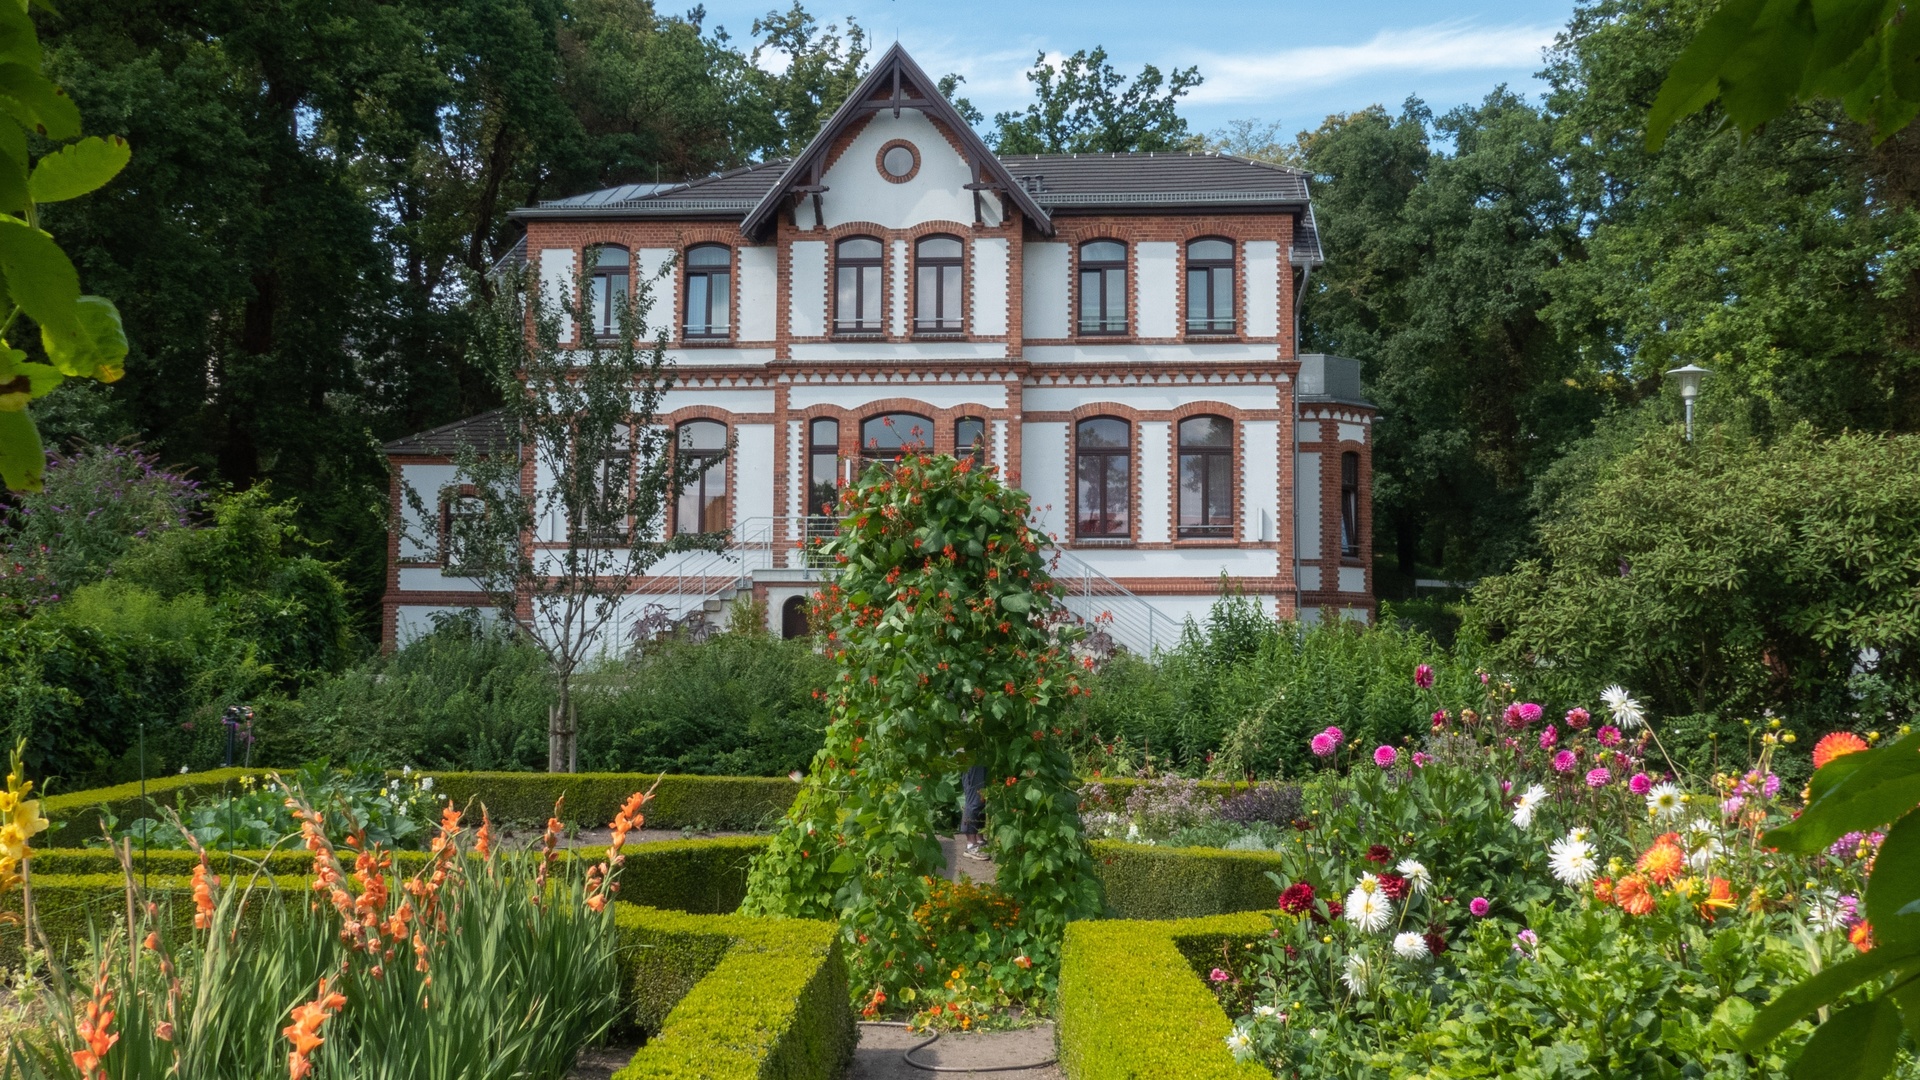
1186;22;1558;103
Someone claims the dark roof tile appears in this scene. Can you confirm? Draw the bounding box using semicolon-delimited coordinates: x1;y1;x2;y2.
384;409;514;456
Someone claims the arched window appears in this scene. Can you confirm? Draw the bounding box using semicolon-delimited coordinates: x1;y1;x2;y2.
1078;241;1127;335
1340;451;1361;557
1186;238;1234;334
675;420;728;534
915;235;964;333
781;595;812;638
588;245;630;338
808;418;840;516
1075;417;1131;538
955;416;986;466
683;244;731;338
860;412;931;463
1178;416;1234;538
835;236;884;333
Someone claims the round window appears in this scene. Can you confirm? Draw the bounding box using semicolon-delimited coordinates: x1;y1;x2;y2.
881;143;916;179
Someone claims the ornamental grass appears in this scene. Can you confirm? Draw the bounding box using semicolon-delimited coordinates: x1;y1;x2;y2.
2;775;655;1080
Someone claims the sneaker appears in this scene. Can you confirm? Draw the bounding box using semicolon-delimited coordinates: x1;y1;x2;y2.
961;844;990;862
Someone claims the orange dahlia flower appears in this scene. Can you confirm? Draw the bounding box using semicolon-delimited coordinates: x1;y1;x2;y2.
1614;875;1656;916
1851;921;1875;953
1636;841;1687;886
1592;878;1614;905
1814;732;1870;770
1697;877;1736;921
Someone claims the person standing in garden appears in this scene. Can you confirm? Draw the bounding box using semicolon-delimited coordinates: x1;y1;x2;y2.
961;762;988;861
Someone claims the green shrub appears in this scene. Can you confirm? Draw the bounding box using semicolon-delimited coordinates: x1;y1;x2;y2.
1089;840;1286;919
1057;912;1271;1080
273;617;833;776
1068;599;1484;778
1474;425;1920;733
421;772;798;830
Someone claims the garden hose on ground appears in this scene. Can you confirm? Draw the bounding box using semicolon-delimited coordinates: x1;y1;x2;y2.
858;1021;1059;1073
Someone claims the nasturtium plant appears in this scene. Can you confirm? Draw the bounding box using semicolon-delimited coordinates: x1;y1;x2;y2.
741;451;1101;1009
0;0;132;491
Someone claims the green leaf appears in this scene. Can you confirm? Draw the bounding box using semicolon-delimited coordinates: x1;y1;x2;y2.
1790;996;1901;1080
0;62;78;140
0;406;41;491
1766;728;1920;852
41;295;127;380
1868;810;1920;945
1000;592;1030;614
1746;943;1920;1050
0;4;37;74
0;215;77;339
28;135;129;203
1647;0;1773;149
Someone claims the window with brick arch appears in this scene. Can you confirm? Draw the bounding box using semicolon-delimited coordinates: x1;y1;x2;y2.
1178;415;1234;538
676;420;728;534
587;245;629;339
955;416;986;465
860;412;932;465
835;236;884;333
1076;417;1131;539
683;244;731;338
1078;241;1127;335
1185;238;1234;334
808;418;840;517
915;235;964;333
1340;451;1361;557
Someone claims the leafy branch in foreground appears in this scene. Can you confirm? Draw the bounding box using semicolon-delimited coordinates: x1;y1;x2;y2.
1648;0;1920;148
0;0;132;490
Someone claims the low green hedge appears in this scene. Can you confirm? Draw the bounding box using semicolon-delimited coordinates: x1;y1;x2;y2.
26;835;770;916
1090;840;1284;919
2;871;852;1080
611;905;854;1080
1076;777;1256;812
43;770;799;844
1058;911;1272;1080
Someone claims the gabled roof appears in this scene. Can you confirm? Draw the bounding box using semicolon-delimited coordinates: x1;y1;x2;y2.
384;409;514;456
738;43;1054;238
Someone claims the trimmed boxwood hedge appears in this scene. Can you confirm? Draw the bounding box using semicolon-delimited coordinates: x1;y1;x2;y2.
1058;911;1272;1080
1089;840;1284;919
42;770;800;846
2;871;853;1080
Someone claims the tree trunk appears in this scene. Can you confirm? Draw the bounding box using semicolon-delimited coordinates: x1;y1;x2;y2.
568;699;579;774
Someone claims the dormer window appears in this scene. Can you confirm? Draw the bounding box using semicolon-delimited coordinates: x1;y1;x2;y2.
588;245;630;339
915;235;963;334
1186;238;1235;334
835;236;884;334
1078;241;1127;335
683;245;731;339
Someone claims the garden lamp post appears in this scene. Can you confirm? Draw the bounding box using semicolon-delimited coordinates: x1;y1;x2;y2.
1665;364;1711;441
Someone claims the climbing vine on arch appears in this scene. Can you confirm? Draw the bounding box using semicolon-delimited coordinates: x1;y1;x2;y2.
741;451;1101;1011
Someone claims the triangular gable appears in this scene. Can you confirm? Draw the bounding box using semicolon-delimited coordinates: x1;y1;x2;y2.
740;43;1053;238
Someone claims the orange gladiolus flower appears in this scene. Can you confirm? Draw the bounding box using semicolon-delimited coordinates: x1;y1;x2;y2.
476;807;493;860
1636;841;1686;886
191;861;218;930
1814;732;1870;770
70;962;117;1080
1614;875;1656;916
153;1021;174;1042
283;977;346;1080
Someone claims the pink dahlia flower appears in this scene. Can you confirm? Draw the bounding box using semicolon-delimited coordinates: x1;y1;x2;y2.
1585;767;1610;788
1414;664;1435;689
1310;732;1337;758
1539;725;1558;750
1596;725;1623;748
1374;745;1399;768
1469;897;1491;917
1552;749;1576;773
1628;772;1652;795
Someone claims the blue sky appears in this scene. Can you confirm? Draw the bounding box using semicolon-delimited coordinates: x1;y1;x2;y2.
697;0;1580;140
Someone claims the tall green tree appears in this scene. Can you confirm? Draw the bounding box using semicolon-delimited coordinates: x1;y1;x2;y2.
990;47;1202;154
1300;94;1607;584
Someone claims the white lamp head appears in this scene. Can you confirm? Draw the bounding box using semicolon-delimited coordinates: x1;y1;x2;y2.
1664;363;1711;401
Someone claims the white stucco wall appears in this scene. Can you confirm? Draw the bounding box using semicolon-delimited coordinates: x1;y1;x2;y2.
1022;384;1280;414
1138;420;1171;543
394;605;500;647
1021;421;1070;541
971;237;1009;336
1244;240;1279;338
786;384;1007;410
1136;242;1178;338
1339;422;1368;444
396;463;460;560
636;248;675;340
1295;451;1321;561
790;241;826;336
659;387;777;413
1022;243;1069;339
737;246;778;342
734;423;777;521
1241;420;1280;544
539;248;575;341
818;110;994;229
